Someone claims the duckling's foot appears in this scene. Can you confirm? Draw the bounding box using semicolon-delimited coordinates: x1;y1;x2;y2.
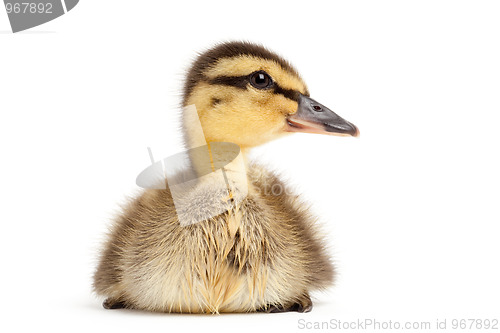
259;294;313;313
103;298;127;310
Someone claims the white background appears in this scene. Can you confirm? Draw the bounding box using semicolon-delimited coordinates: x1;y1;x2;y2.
1;1;499;332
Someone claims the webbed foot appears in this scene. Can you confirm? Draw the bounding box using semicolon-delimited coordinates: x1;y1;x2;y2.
103;298;127;310
259;294;313;313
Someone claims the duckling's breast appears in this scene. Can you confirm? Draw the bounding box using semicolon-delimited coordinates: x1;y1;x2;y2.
113;165;332;313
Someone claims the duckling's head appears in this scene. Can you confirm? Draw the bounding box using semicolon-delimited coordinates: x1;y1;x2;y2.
183;41;358;149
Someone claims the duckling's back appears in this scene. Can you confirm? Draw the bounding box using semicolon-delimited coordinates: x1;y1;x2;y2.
93;164;334;313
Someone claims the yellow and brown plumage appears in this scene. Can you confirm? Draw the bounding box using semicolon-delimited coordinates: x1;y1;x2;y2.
93;41;358;313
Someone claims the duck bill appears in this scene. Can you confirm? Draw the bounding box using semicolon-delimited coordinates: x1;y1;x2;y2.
286;94;359;137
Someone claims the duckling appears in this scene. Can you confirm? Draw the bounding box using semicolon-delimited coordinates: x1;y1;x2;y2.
93;41;358;313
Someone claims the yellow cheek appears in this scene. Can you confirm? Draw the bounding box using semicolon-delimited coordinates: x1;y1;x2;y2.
185;85;299;148
263;93;299;116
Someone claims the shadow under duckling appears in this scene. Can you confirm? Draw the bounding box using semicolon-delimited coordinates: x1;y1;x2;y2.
93;41;359;314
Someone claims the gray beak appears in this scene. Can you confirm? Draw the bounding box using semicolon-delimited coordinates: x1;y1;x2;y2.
286;94;359;137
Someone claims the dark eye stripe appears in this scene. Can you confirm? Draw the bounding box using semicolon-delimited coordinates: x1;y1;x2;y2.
208;75;249;89
273;85;301;101
206;75;302;102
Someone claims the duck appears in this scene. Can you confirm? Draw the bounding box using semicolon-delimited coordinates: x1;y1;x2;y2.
93;41;359;314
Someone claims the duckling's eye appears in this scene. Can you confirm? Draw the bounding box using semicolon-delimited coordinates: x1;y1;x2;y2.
250;71;273;89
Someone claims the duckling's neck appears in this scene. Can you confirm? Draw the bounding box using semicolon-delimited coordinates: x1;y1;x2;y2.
185;141;250;180
182;104;252;178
